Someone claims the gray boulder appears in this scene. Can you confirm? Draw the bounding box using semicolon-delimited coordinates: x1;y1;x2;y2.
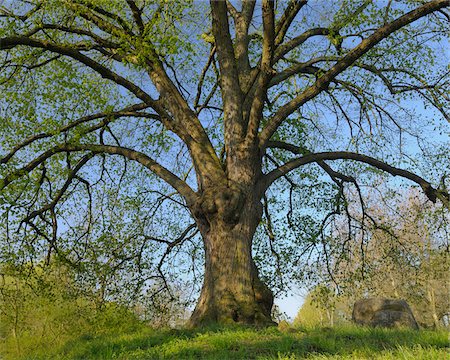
352;298;419;329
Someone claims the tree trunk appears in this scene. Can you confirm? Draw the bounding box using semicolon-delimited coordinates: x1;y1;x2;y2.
427;287;440;329
189;184;275;326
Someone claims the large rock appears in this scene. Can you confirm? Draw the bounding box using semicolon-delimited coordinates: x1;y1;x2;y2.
352;298;419;329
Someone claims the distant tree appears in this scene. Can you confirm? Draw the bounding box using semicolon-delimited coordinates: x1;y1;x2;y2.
312;189;449;328
0;1;449;326
0;262;88;356
293;286;336;327
0;261;145;358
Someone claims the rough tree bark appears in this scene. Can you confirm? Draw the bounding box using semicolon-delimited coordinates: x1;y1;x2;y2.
190;189;274;325
188;142;275;325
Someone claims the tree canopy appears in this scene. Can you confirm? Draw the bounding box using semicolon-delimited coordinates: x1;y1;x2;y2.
0;0;449;326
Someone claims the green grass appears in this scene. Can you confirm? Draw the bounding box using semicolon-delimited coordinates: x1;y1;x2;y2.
6;324;448;360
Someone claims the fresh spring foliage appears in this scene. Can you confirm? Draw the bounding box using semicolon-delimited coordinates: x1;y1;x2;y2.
0;261;144;359
0;0;449;325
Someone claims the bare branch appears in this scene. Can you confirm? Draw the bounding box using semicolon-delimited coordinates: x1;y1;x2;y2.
21;153;96;224
194;46;216;109
262;194;284;287
274;0;307;46
260;151;449;207
269;57;333;88
267;140;357;185
274;28;330;62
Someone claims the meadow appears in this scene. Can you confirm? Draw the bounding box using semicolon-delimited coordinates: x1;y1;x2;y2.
2;322;448;360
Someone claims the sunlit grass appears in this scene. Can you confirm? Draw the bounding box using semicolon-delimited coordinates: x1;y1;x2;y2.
7;323;447;360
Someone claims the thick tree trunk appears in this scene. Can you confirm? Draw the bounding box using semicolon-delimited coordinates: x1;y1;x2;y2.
189;185;275;326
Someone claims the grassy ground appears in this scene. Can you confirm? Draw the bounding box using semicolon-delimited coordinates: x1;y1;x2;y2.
5;323;448;360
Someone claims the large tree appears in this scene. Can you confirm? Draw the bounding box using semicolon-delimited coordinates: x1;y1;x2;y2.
0;0;449;326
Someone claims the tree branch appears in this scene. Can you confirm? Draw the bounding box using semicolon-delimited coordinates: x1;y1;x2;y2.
126;0;145;34
269;57;334;88
0;103;155;165
71;0;133;36
210;0;246;158
233;0;256;79
245;0;275;143
0;35;219;161
260;0;450;147
21;153;96;224
274;27;330;62
0;36;159;107
1;144;198;206
274;0;307;46
267;140;357;184
194;46;216;109
260;151;449;207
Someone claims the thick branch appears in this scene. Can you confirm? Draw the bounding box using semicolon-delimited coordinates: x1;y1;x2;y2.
266;140;356;184
210;0;245;158
0;36;158;107
71;0;133;37
260;0;450;146
144;55;224;185
2;33;223;191
1;144;198;206
260;151;448;207
235;0;256;78
0;103;154;165
274;28;330;62
126;0;145;34
0;35;221;176
245;0;275;143
274;0;307;46
269;57;334;87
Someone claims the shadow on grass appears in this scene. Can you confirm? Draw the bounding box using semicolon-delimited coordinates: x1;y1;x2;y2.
60;325;449;360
